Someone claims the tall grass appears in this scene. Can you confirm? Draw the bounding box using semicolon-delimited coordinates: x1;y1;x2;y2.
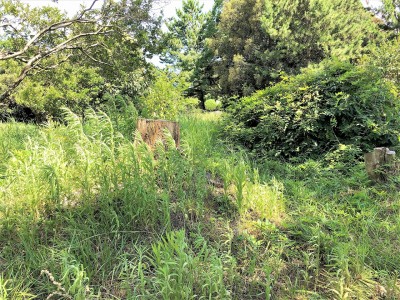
0;111;399;299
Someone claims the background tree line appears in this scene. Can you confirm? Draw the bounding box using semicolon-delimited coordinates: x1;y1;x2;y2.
0;0;399;129
163;0;400;158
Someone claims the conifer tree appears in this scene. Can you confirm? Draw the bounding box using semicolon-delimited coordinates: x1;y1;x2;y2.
162;0;207;76
162;0;223;106
211;0;382;97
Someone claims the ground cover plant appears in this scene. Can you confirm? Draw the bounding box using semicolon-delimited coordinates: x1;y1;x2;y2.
0;111;400;299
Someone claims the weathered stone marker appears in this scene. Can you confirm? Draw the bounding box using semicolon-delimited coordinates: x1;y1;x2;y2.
364;147;397;182
136;118;180;149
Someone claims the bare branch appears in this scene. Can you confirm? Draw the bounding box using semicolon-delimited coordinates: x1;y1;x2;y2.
77;0;99;19
0;23;18;32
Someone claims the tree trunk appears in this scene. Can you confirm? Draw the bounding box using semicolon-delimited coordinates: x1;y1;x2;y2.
364;147;398;182
136;118;180;149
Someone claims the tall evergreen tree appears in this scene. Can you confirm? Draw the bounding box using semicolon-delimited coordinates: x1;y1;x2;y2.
162;0;223;106
190;0;223;104
162;0;207;75
210;0;383;97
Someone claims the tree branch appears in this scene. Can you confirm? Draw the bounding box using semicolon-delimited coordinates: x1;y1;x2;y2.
0;26;113;102
73;44;113;66
0;19;100;61
0;0;101;61
0;23;18;32
77;0;99;19
30;54;73;74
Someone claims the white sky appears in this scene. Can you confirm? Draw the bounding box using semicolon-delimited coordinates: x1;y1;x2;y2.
21;0;382;16
361;0;382;7
21;0;215;18
19;0;383;23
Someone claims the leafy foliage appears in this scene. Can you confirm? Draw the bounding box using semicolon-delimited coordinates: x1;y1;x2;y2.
14;63;104;119
211;0;382;97
2;0;400;299
190;0;224;103
375;0;400;34
162;0;207;74
162;0;224;106
204;98;221;111
364;37;400;89
0;0;161;120
224;60;400;158
139;70;193;120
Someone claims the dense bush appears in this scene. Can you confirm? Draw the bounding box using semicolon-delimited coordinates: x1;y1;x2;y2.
14;64;105;120
224;60;400;158
139;70;194;120
364;37;400;90
204;99;221;111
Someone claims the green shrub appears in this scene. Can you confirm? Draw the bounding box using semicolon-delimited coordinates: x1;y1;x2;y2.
224;60;400;158
205;99;221;111
183;97;200;112
139;70;189;120
364;37;400;90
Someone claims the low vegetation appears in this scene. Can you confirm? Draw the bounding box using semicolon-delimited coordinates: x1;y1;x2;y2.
204;99;221;111
0;110;399;299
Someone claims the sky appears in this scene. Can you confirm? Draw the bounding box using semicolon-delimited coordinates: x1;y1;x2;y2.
20;0;383;20
361;0;382;7
21;0;215;18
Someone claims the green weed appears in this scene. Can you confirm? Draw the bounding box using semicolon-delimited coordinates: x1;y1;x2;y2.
0;111;399;299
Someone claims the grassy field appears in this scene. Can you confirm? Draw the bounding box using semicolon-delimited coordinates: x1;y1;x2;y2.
0;111;399;299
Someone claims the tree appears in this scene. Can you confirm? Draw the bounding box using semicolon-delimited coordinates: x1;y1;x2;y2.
139;69;191;120
0;0;111;102
162;0;223;106
209;0;266;96
0;0;161;119
377;0;400;34
162;0;207;75
190;0;223;103
13;62;105;119
363;37;400;88
210;0;382;97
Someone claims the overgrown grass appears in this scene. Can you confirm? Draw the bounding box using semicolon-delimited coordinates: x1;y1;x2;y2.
0;111;399;299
